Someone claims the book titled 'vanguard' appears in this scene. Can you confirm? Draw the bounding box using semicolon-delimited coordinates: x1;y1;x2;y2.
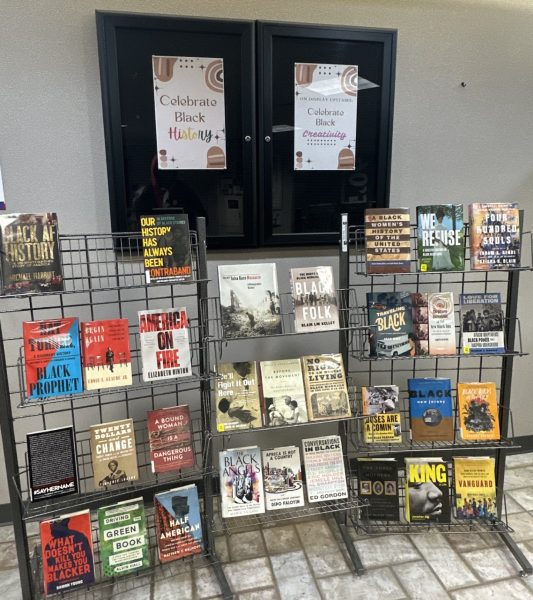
302;435;348;503
290;266;339;332
408;378;454;442
262;446;304;510
454;456;496;519
147;405;195;473
219;446;265;518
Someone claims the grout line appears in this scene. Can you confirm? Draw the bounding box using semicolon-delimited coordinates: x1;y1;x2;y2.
258;526;284;600
293;518;327;599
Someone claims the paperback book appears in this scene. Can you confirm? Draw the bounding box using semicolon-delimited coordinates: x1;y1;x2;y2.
367;292;413;358
460;293;505;354
408;378;454;442
454;456;496;519
262;446;305;510
428;292;456;355
457;382;500;441
361;385;401;444
404;457;451;523
364;208;411;274
147;405;195;473
219;446;265;518
302;435;348;503
215;362;262;432
290;266;339;332
357;458;400;521
411;292;429;355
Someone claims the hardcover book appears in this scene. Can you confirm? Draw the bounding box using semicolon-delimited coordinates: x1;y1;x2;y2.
219;446;265;518
367;292;414;358
457;382;500;441
28;427;78;502
154;484;203;562
404;457;451;523
302;435;348;503
90;418;138;489
40;509;95;595
411;292;429;356
140;213;193;284
0;212;63;295
364;208;411;274
416;204;465;272
361;385;401;444
428;292;457;355
147;405;195;473
81;319;132;390
217;263;282;339
469;202;520;270
300;354;351;421
98;497;150;577
138;307;192;381
23;317;83;401
357;458;400;521
290;266;339;332
262;446;305;511
408;378;454;442
260;358;309;426
215;362;262;432
454;456;496;519
460;293;505;354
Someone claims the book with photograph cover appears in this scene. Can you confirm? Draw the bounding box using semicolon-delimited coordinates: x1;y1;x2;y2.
411;292;429;356
215;362;262;432
219;446;265;518
357;458;399;521
147;405;195;473
453;456;496;519
154;484;203;562
428;292;456;355
217;263;282;339
364;208;411;274
28;427;78;502
0;212;63;295
367;292;414;358
302;435;348;503
460;293;505;354
140;213;192;284
290;266;339;332
361;385;401;444
262;446;304;511
404;457;451;523
408;378;454;442
457;382;500;441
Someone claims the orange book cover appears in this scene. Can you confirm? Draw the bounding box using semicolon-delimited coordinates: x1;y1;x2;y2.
457;382;500;441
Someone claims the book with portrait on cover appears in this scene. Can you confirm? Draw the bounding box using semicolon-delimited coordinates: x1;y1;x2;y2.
404;457;450;523
262;446;304;511
290;266;339;332
219;446;265;518
215;362;262;432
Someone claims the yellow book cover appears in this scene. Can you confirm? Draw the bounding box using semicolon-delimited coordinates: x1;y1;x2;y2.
457;382;500;441
363;413;402;444
453;457;496;519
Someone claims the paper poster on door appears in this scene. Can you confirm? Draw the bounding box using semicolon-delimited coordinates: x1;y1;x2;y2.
152;56;226;170
294;63;358;171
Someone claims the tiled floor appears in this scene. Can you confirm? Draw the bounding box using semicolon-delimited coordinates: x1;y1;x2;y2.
5;453;533;599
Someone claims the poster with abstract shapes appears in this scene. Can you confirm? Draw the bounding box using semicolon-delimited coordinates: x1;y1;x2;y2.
152;56;226;170
294;62;358;171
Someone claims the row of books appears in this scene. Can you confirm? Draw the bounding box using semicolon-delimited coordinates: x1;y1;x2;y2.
365;202;520;273
358;456;497;523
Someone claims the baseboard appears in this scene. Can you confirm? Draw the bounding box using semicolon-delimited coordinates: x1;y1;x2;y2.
0;503;11;524
510;435;533;454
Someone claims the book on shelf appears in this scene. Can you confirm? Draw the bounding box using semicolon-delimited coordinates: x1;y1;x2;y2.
367;291;414;358
416;204;465;272
469;202;520;270
453;456;496;519
219;445;265;518
411;292;429;356
81;318;132;390
262;446;305;510
90;418;138;489
302;435;348;503
147;405;195;473
28;426;78;502
98;497;150;577
154;484;203;562
217;263;282;339
23;317;83;401
290;266;339;332
364;208;411;274
215;362;262;432
361;385;402;444
40;509;95;594
357;458;400;521
404;457;451;523
457;382;500;441
260;358;309;426
140;213;193;284
300;354;351;421
0;212;63;295
138;307;192;381
428;292;456;355
408;378;454;442
460;293;505;354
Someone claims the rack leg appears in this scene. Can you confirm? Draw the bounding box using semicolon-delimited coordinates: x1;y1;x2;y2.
332;512;365;575
207;553;234;599
497;526;533;576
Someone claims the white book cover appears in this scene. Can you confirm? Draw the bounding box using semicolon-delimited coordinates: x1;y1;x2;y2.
428;292;456;355
219;446;265;518
460;293;505;354
302;435;348;503
290;266;339;332
262;446;305;511
260;359;309;426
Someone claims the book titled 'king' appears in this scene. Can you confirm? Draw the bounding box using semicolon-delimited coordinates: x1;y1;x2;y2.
405;457;451;523
147;405;195;473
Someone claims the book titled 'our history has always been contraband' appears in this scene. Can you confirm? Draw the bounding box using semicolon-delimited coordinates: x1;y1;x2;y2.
302;435;348;503
290;266;339;332
219;446;265;518
215;362;262;432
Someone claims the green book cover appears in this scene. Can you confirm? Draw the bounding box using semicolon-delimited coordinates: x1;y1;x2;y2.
416;205;465;272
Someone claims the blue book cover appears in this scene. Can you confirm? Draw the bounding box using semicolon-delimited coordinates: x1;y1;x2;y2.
367;292;413;358
460;293;505;354
409;378;454;441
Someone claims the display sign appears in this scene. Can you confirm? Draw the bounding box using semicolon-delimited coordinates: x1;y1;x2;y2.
294;62;358;171
152;55;227;170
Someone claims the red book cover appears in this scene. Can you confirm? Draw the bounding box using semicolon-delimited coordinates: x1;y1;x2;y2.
81;319;132;390
147;405;195;473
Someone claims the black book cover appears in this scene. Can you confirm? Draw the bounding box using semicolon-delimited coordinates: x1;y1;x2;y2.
357;458;400;521
405;457;451;523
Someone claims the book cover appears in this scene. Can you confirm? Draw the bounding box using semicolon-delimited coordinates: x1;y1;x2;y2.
404;457;451;523
290;266;339;332
428;292;456;355
90;418;138;489
219;446;265;518
98;497;150;577
154;484;203;563
469;202;520;270
454;456;496;519
23;317;83;401
411;292;429;356
260;358;309;426
357;458;400;521
217;263;282;339
460;293;505;354
416;204;465;272
140;213;192;284
81;319;132;390
367;292;414;358
364;208;411;274
361;385;401;444
457;382;500;441
262;446;305;511
0;212;63;295
408;378;454;442
28;427;78;502
40;509;95;595
138;307;192;381
147;405;195;473
300;354;351;421
302;435;348;503
215;362;262;432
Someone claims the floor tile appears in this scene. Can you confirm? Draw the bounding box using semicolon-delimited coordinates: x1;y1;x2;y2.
461;546;520;581
0;568;22;600
305;544;350;577
450;578;532;599
153;573;193;599
506;453;533;469
507;513;533;542
0;527;15;544
227;531;267;561
503;494;528;515
270;551;321;600
263;525;301;555
295;520;338;548
443;532;501;553
195;566;222;598
223;557;273;592
215;535;230;563
392;561;449;599
238;588;280;600
316;567;406;600
504;467;533;491
0;542;18;569
353;535;420;568
508;487;533;511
